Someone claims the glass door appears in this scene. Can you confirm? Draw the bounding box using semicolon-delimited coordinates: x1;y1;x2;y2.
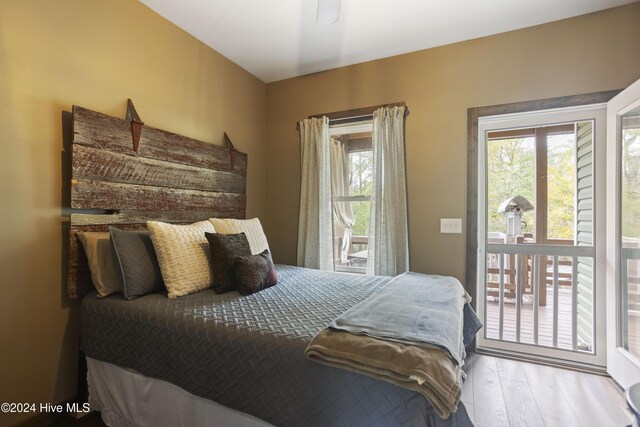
607;77;640;388
477;105;607;367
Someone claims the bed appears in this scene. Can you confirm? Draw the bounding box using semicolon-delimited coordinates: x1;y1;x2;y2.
68;104;479;427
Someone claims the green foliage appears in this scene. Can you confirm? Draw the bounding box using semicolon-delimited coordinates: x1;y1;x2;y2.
546;134;576;239
349;151;373;196
351;201;371;236
487;137;536;235
487;132;577;240
621;127;640;239
349;150;373;236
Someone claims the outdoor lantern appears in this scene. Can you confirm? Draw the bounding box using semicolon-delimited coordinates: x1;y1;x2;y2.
498;195;534;237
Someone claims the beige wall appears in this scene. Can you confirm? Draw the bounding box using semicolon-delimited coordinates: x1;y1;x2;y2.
2;1;640;425
0;1;266;425
265;4;640;283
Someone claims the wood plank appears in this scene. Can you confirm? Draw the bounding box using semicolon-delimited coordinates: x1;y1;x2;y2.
73;105;247;174
494;358;545;427
520;362;581;427
471;355;510;426
70;210;242;226
68;105;248;299
73;144;245;194
552;366;632;426
463;354;631;427
71;179;246;214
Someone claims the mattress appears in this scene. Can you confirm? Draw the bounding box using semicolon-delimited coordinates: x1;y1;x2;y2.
80;265;473;427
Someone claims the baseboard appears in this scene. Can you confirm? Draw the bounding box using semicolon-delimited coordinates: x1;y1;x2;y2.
474;347;609;376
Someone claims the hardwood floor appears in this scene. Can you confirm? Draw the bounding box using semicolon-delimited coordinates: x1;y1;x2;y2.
462;353;633;427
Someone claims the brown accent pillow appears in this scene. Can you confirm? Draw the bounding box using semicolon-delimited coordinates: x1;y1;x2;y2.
234;249;278;296
76;231;123;298
205;232;251;294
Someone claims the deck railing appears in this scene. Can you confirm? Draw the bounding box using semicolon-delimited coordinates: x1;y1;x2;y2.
486;243;594;351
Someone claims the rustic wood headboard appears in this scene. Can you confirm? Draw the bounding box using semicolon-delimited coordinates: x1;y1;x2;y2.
67;105;247;298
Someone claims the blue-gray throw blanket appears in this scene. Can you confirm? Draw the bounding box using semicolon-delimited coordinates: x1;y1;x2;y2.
306;272;479;419
330;272;470;365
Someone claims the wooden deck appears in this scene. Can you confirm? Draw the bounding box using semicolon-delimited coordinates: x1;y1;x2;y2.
485;286;578;350
485;286;640;355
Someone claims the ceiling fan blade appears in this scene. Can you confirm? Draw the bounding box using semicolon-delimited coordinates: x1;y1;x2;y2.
317;0;342;24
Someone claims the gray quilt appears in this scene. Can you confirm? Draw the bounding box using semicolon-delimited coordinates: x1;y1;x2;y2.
80;265;473;427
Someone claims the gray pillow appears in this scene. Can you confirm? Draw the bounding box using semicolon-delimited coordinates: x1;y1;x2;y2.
110;227;164;300
205;232;251;294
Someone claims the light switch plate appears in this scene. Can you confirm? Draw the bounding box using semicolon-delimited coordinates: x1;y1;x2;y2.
440;218;462;234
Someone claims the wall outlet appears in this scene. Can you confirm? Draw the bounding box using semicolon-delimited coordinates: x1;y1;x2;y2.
440;218;462;234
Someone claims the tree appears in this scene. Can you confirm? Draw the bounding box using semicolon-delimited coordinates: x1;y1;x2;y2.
487;137;536;235
487;132;577;240
622;127;640;239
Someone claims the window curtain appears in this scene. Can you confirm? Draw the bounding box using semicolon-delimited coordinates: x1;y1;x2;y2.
330;138;355;264
367;106;409;276
297;117;333;270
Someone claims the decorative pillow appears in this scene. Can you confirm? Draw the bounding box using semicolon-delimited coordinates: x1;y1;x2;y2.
147;220;215;298
76;232;123;298
110;227;164;300
205;232;251;294
234;249;278;296
209;218;269;255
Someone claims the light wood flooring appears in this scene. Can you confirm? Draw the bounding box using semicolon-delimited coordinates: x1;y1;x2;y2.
462;353;633;427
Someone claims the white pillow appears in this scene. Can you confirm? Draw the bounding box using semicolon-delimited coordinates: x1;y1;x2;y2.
209;218;269;255
147;220;216;298
77;231;123;298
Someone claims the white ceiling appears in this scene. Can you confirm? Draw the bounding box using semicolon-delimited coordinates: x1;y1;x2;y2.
139;0;636;83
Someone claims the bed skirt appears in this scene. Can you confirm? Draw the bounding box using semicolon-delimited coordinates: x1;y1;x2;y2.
87;357;273;427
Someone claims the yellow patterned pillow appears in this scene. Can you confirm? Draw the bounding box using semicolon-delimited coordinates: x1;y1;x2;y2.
209;218;269;255
147;220;215;298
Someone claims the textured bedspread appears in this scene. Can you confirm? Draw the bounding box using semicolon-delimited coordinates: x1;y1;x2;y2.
80;265;473;427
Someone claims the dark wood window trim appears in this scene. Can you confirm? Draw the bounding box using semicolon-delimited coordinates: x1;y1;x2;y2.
465;90;620;312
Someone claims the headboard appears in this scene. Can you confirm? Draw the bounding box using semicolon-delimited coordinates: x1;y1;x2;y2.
67;105;247;298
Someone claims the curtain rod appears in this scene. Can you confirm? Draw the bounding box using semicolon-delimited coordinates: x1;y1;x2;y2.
296;102;409;130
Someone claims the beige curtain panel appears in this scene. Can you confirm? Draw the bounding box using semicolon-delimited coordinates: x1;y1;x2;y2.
367;106;409;276
297;116;333;271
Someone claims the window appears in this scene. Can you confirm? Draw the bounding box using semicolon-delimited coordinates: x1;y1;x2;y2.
298;103;409;276
329;124;373;273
